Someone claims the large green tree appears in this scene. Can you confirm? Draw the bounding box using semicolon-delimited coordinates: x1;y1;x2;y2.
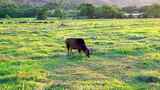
0;1;37;18
143;4;160;18
78;4;95;18
36;8;48;20
53;9;65;19
95;5;123;18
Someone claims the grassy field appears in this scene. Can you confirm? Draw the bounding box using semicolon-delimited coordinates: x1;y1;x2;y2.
0;18;160;90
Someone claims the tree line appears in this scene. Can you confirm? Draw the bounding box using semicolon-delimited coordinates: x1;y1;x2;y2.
0;1;160;19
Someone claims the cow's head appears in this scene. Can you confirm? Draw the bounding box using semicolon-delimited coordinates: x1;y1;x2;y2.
84;48;90;58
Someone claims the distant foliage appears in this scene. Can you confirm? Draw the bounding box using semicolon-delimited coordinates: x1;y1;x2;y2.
0;2;37;18
122;6;139;13
77;4;123;19
0;0;160;19
36;8;48;20
5;15;11;19
78;4;95;19
143;4;160;18
94;5;124;18
53;9;65;19
123;4;160;18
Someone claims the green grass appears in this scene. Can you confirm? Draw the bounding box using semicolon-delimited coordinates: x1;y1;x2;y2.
0;18;160;90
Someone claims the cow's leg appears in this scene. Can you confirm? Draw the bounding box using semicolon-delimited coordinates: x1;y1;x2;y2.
68;48;70;56
70;48;73;55
66;44;70;56
78;49;81;53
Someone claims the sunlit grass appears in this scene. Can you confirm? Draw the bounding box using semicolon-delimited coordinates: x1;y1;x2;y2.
0;18;160;90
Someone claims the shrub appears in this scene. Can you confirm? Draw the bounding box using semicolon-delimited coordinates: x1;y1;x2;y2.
36;8;48;20
78;4;95;18
53;9;65;19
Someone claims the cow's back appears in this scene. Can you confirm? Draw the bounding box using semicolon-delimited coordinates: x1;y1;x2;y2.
65;38;86;49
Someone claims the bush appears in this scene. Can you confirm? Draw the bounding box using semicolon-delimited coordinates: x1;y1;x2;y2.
78;4;95;18
36;8;48;20
77;4;123;19
95;5;123;18
5;15;11;19
143;4;160;18
53;9;65;19
0;2;37;18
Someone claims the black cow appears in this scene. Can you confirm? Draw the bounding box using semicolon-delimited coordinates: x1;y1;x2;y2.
65;38;90;57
